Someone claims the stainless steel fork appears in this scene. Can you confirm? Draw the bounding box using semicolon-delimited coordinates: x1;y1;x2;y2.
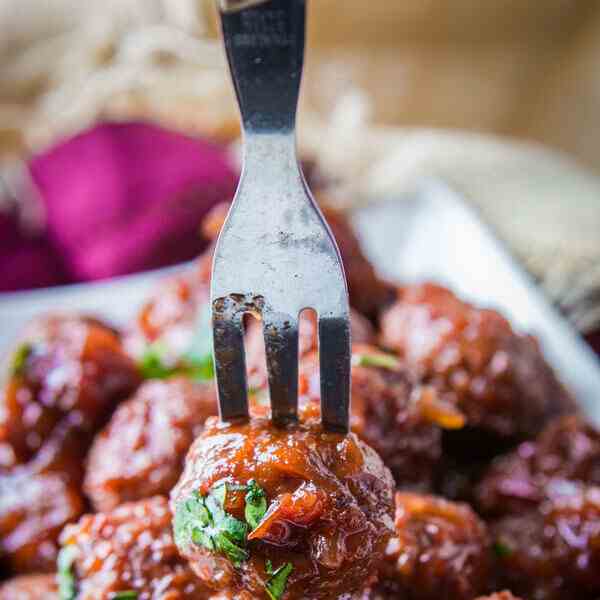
212;0;351;432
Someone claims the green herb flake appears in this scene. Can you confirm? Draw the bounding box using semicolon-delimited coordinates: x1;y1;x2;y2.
493;539;513;558
185;353;215;381
265;560;293;600
57;545;78;600
245;480;268;530
10;343;32;377
138;343;175;380
174;484;249;567
111;592;138;600
138;303;215;382
352;352;400;370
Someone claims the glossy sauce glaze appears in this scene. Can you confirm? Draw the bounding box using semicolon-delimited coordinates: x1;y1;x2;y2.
60;496;211;599
0;315;140;468
171;414;395;599
380;283;574;440
0;573;58;599
84;378;217;512
375;493;490;600
297;344;465;490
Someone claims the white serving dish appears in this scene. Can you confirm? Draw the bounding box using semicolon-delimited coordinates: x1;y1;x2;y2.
2;180;599;422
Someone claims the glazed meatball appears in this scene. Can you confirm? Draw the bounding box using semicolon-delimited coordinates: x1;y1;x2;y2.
379;283;573;440
0;461;84;573
125;266;211;369
491;483;600;599
297;344;465;490
0;574;58;599
375;492;490;600
58;496;211;599
477;415;600;515
245;309;375;390
0;314;140;468
85;378;217;511
171;415;395;599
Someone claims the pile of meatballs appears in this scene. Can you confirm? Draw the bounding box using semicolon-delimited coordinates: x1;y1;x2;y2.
1;201;598;600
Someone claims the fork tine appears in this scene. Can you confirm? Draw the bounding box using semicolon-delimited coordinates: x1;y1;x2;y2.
212;308;249;422
318;314;351;433
263;311;299;426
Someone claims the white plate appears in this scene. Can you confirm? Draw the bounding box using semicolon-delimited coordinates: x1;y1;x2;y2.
2;180;599;422
352;180;600;424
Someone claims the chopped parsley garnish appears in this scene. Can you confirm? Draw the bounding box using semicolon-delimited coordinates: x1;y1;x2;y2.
174;480;274;567
139;344;214;381
111;592;138;600
493;539;513;558
265;559;294;600
138;305;214;381
352;352;400;370
139;343;175;379
174;481;293;598
245;480;268;530
57;545;78;600
10;343;32;377
174;484;249;567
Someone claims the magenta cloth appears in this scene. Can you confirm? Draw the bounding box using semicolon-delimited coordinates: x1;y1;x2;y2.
0;211;68;292
28;121;239;282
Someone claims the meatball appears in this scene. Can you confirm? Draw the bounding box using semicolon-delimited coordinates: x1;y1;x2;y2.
245;309;375;390
375;492;490;600
379;283;573;440
0;463;84;573
491;483;600;599
0;314;140;468
85;378;217;511
125;266;211;368
58;496;211;599
171;415;395;599
477;415;600;515
297;344;465;490
0;574;58;599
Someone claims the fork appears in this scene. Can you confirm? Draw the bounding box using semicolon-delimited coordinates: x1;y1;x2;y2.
211;0;351;432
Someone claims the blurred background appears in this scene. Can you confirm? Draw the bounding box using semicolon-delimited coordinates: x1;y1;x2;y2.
1;0;600;344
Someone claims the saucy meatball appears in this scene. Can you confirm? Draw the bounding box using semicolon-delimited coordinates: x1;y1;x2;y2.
0;461;84;573
85;378;217;511
375;492;490;600
477;415;600;515
379;283;573;440
58;496;211;599
0;405;95;573
125;266;211;369
171;415;395;599
0;314;140;468
297;344;465;489
491;483;600;600
0;574;58;599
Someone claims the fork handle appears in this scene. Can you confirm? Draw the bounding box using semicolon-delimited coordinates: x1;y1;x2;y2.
218;0;306;134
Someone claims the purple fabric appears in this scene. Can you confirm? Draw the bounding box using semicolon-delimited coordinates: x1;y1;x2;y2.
0;211;68;291
28;121;238;282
